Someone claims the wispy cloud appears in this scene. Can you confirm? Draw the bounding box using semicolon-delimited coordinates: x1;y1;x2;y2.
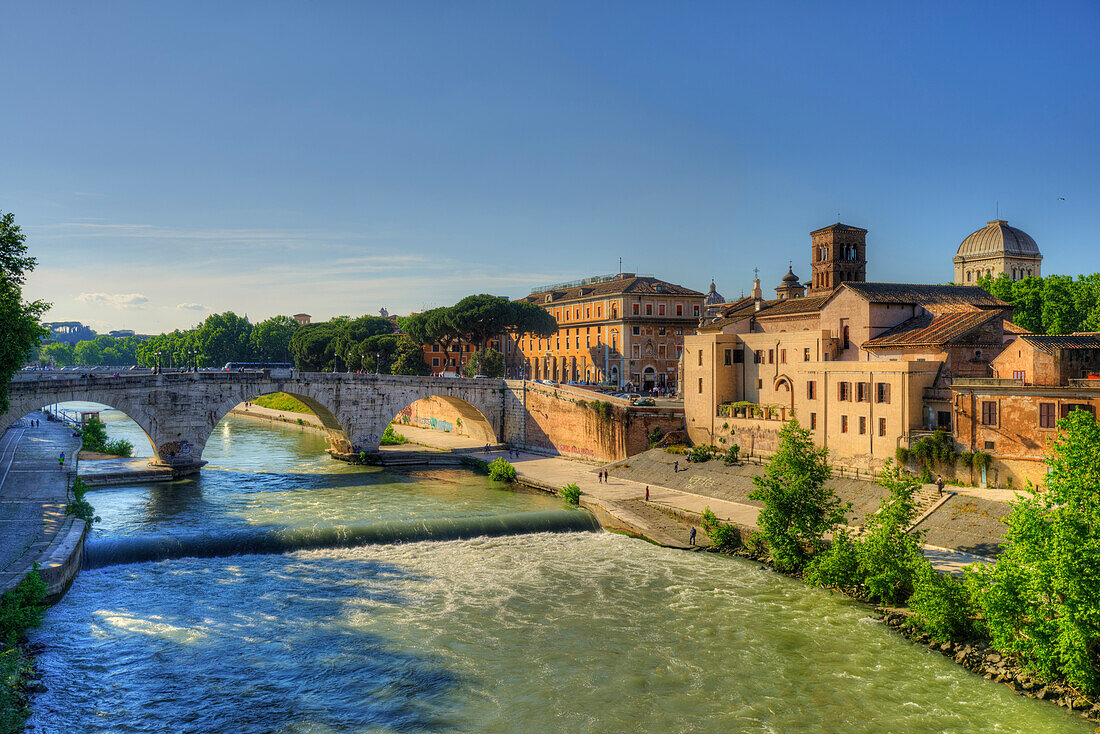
76;292;150;309
176;302;209;311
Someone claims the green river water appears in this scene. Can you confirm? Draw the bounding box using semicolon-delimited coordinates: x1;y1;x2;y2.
24;408;1088;732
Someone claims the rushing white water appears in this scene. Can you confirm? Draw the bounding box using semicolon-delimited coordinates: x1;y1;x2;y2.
24;408;1090;733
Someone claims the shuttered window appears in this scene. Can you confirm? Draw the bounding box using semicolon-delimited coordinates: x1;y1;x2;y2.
1039;403;1056;429
981;401;997;426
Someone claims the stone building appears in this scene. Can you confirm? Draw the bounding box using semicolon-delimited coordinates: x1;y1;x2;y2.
683;222;1013;473
507;273;704;390
953;336;1100;487
953;220;1043;284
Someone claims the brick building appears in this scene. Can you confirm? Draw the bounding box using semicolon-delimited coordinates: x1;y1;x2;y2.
507;273;704;390
423;337;503;376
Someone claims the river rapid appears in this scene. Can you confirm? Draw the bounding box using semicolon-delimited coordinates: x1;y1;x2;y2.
25;408;1088;732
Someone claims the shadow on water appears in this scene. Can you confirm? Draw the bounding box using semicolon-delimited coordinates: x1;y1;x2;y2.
35;555;462;733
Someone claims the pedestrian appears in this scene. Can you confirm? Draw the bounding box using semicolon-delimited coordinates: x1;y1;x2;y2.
645;486;649;502
689;527;697;546
674;460;678;472
58;452;64;470
936;474;945;497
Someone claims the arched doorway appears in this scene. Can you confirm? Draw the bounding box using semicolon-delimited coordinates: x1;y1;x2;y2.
642;366;657;392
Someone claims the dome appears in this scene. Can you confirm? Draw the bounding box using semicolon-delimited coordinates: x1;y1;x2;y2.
781;266;800;284
704;280;725;305
956;220;1040;259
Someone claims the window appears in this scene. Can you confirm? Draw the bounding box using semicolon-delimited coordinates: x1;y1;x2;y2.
659;304;665;316
841;416;848;433
754;350;763;364
632;326;640;336
768;349;774;364
879;418;887;437
842;323;850;350
597;306;601;318
585;336;590;347
1013;370;1026;382
432;357;439;367
984;440;995;450
859;417;866;435
807;381;816;399
676;346;682;358
780;349;787;364
1060;403;1096;419
1039;402;1056;428
981;400;997;426
646;304;653;315
857;382;867;402
732;350;743;363
633;303;640;315
632;344;640;358
698;377;703;393
876;382;890;404
693;305;700;316
724;349;732;366
698;350;703;366
810;413;817;430
803;347;810;361
676;304;683;316
838;382;850;401
658;327;666;336
756;378;763;389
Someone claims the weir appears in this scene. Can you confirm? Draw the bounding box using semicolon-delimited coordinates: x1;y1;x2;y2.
83;510;601;569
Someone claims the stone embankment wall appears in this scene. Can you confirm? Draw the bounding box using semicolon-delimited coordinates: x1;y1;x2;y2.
394;396;496;444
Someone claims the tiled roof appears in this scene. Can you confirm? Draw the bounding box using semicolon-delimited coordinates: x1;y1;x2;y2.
863;310;1002;349
1017;334;1100;353
523;276;703;303
838;282;1009;312
811;222;868;235
754;294;831;318
698;293;828;330
1003;320;1031;334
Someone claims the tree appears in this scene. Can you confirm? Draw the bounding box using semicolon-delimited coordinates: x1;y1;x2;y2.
251;315;298;362
507;300;558;340
390;335;430;376
448;294;512;375
41;342;74;367
748;419;847;571
853;461;924;604
463;348;505;377
359;334;399;373
195;312;253;366
0;211;48;414
405;307;462;373
73;340;103;366
966;409;1100;695
1040;274;1081;335
290;322;339;371
332;316;393;372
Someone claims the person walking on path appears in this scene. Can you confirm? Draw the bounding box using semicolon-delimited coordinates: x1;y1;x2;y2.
673;460;678;472
936;474;945;497
689;527;697;546
645;486;649;502
58;451;65;470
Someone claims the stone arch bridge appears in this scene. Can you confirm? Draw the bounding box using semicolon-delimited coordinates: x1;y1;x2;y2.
3;372;514;474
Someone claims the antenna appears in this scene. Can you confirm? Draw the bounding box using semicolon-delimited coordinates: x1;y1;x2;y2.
618;256;622;275
996;200;999;219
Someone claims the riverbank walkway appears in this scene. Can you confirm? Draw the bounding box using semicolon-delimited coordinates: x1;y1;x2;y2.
0;413;80;595
389;423;995;573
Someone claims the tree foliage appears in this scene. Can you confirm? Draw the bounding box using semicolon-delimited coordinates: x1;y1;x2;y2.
0;211;49;414
965;410;1100;694
462;348;505;378
749;420;847;571
977;272;1100;334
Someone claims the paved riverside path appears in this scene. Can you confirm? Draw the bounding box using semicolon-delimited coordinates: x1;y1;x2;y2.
0;412;80;594
388;423;995;573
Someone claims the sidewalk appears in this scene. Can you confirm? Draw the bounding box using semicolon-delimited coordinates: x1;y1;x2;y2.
0;412;82;596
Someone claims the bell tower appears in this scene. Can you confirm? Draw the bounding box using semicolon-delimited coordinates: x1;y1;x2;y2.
809;223;868;294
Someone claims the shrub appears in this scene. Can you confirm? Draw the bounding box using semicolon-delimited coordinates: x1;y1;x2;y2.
0;566;46;647
664;444;688;455
722;444;741;466
79;416;133;457
743;532;769;559
895;446;910;465
560;482;581;505
918;464;934;484
65;478;99;525
380;425;408;446
701;507;740;551
297;417;304;426
688;445;713;463
907;558;975;643
647;426;664;448
487;457;516;482
805;529;862;595
856;462;924;605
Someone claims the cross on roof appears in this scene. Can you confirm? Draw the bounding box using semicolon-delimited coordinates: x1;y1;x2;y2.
753;267;759;278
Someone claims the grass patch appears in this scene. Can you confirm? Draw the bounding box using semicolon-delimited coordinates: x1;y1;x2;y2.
249;392;313;414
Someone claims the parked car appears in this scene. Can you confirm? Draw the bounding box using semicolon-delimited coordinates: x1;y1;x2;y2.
633;398;656;406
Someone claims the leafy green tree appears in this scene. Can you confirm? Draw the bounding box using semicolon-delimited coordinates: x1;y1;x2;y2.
1009;276;1044;333
0;211;48;413
42;342;74;367
195;312;253;366
966;410;1100;694
390;335;430;376
854;461;924;604
250;315;298;362
359;334;399;373
1039;274;1081;335
73;340;103;366
749;419;847;571
448;294;513;375
462;347;505;377
290;321;340;371
332;316;394;372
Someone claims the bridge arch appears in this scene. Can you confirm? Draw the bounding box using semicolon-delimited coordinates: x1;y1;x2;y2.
389;394;498;448
204;387;355;459
2;390;160;456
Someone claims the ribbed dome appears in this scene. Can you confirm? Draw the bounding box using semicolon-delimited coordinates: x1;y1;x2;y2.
781;267;801;284
704;280;725;305
956;220;1040;258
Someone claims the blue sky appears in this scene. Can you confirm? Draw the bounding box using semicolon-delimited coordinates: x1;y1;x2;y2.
2;1;1096;332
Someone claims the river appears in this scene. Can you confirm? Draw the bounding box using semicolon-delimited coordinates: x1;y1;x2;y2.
25;407;1088;732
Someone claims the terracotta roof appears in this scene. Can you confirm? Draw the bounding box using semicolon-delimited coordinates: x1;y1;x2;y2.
754;294;831;318
1003;320;1031;334
523;276;703;304
863;310;1002;349
836;282;1009;312
1017;334;1100;353
811;222;868;235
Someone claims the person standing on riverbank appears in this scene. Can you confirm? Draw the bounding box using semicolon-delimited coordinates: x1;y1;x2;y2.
645;486;649;501
689;527;696;546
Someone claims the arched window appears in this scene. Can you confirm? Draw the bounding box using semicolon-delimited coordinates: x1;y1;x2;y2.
966;271;972;282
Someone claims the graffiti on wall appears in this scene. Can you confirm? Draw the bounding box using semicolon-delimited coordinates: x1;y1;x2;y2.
417;416;454;433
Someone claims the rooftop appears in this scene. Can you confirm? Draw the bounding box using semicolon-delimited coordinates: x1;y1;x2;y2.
836;282;1009;312
522;275;703;304
863;310;1002;349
